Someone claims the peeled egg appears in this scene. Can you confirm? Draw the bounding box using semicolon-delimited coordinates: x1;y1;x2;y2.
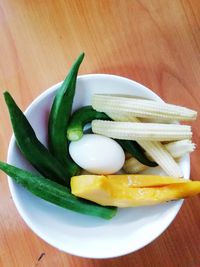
69;134;125;174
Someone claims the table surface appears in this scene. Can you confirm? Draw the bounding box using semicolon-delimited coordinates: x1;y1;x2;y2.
0;0;200;266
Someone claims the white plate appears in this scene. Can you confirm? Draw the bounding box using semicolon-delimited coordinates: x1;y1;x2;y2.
7;74;190;258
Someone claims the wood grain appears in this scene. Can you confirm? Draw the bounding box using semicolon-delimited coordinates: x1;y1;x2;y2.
0;0;200;266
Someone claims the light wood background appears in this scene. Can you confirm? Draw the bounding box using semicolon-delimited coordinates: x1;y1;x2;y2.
0;0;200;266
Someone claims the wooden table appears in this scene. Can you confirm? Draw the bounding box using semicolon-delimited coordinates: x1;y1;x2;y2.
0;0;200;266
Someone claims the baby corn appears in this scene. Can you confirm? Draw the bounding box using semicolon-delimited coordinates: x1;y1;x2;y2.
106;111;139;122
165;140;196;158
92;94;196;177
137;140;183;177
124;140;195;173
123;157;149;173
92;120;192;142
92;94;197;121
92;120;185;176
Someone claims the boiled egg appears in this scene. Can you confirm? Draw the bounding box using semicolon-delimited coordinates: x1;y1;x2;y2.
69;134;125;174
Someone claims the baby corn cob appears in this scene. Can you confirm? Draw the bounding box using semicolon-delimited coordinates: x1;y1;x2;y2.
106;113;194;172
92;94;197;121
124;139;195;173
106;111;139;122
165;140;196;158
91;120;192;142
137;140;183;177
107;111;171;124
92;120;184;176
123;157;148;173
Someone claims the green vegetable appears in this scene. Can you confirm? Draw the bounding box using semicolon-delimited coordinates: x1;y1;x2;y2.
0;161;117;219
4;92;70;186
116;140;158;167
48;53;84;177
67;106;109;141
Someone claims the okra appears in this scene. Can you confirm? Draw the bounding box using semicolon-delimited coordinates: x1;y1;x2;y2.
48;53;84;177
0;161;117;219
4;92;69;185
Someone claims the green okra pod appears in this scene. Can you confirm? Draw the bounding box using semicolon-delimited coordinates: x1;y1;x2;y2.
48;53;85;177
4;92;70;185
0;161;117;219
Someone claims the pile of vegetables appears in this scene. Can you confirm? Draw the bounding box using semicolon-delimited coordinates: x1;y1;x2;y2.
0;53;200;220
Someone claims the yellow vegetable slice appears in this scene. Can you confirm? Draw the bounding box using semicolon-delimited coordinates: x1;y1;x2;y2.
106;174;188;187
71;174;188;189
71;175;200;208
